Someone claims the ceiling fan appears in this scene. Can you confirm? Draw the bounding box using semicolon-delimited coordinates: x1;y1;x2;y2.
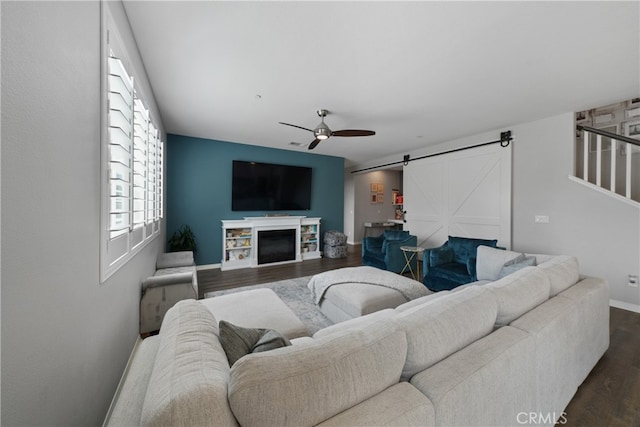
279;109;375;150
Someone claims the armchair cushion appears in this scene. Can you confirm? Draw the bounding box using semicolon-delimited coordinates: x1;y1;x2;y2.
429;246;453;267
429;263;473;285
382;230;411;253
447;236;498;264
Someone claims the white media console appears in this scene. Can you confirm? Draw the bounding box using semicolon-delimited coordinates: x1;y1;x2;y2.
221;216;321;271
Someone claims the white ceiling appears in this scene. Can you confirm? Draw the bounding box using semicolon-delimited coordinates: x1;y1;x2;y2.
123;1;640;167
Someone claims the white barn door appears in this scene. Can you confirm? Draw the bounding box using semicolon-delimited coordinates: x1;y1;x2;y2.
403;143;512;249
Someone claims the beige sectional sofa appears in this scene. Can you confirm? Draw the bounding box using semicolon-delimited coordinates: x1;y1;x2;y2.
107;252;609;427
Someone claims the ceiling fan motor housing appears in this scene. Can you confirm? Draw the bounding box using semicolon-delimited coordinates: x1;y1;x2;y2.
314;122;332;139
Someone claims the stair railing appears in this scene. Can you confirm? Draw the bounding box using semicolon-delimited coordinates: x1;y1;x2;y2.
575;125;639;204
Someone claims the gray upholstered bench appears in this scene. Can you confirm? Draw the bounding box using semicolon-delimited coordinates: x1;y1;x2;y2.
199;288;309;339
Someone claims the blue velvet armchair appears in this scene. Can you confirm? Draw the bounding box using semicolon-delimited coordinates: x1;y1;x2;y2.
362;230;417;273
422;235;498;292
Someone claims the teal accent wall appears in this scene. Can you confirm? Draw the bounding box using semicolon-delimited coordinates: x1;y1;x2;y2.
167;134;345;265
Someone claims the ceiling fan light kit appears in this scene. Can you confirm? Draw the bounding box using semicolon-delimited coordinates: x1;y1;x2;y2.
279;109;376;150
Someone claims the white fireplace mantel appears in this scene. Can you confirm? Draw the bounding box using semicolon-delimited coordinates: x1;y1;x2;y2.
221;217;321;270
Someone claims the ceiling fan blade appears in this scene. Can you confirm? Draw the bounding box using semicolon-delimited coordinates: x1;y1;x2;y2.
279;122;315;133
331;129;376;137
308;139;322;150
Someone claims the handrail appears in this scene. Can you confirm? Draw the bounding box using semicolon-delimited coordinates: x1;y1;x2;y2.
577;125;640;147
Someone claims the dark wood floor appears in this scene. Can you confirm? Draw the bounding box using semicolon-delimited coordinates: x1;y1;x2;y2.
197;244;364;296
197;247;640;427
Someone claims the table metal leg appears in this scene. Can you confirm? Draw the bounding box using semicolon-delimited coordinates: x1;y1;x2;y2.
401;250;417;280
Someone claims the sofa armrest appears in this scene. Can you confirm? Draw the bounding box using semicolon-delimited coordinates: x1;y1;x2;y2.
142;272;194;292
156;251;194;269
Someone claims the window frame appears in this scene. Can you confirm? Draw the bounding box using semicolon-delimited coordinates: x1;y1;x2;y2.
100;5;164;282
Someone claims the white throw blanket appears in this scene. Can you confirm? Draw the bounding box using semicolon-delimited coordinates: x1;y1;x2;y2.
308;266;430;304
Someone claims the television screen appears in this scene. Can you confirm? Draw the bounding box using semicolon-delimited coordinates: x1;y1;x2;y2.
232;160;312;211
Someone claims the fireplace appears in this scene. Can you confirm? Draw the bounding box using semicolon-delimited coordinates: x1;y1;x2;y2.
257;229;297;265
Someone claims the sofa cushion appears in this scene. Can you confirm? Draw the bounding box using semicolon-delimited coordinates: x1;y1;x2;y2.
140;300;238;427
316;382;435;427
395;286;498;380
485;266;551;327
395;291;452;312
447;235;498;264
219;320;291;366
228;319;407;426
313;308;396;338
497;255;537;279
476;246;522;281
537;255;579;296
410;326;536;427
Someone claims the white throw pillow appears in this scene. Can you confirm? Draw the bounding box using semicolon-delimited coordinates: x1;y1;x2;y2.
476;246;522;281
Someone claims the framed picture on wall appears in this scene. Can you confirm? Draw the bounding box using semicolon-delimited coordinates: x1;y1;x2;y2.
377;195;384;204
370;193;378;203
370;183;378;192
377;184;384;193
624;119;640;139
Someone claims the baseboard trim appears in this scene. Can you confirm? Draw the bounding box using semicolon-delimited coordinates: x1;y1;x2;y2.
196;263;220;271
102;335;142;427
610;299;640;314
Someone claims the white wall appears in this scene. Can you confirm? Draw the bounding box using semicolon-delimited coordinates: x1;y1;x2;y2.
511;113;640;308
345;169;401;244
351;113;640;309
1;2;164;425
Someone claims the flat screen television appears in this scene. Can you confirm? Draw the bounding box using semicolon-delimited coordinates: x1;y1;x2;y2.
232;160;312;211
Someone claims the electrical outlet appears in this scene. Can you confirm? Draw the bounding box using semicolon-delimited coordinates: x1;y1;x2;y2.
629;275;639;288
534;215;550;224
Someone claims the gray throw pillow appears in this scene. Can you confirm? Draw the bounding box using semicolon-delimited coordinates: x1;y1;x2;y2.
219;320;291;366
498;255;537;279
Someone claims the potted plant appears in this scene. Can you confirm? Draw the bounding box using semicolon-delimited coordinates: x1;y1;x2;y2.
168;224;197;254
